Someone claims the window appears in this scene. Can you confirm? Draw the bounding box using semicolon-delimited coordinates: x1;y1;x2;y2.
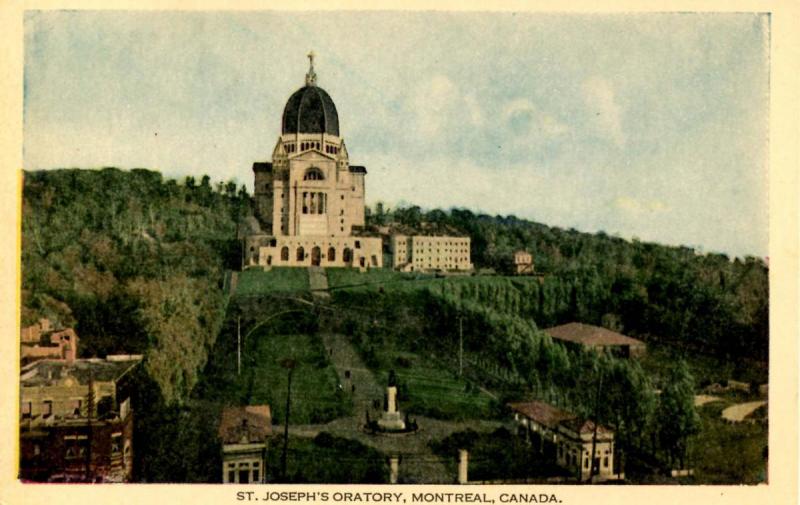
328;247;336;261
42;400;52;418
281;246;289;261
64;436;88;459
584;458;589;469
603;457;609;468
296;247;305;262
304;168;325;181
355;240;361;249
111;433;122;456
228;470;235;483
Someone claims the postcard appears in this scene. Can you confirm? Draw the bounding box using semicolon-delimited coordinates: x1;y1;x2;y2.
2;3;798;505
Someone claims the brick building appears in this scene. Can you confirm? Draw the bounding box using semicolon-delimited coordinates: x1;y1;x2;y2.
19;355;142;482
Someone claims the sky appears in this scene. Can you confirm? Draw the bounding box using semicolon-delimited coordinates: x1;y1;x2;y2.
23;11;769;258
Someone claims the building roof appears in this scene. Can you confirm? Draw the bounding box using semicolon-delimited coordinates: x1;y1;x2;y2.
20;356;142;387
218;405;272;444
544;323;645;348
559;417;614;437
348;165;367;174
282;85;340;136
508;401;577;429
253;162;273;173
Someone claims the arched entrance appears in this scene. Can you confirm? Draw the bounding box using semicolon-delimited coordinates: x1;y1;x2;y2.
311;246;321;266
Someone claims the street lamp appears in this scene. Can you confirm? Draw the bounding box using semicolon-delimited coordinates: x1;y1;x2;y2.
280;358;297;481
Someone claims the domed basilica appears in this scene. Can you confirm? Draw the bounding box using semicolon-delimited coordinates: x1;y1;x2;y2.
244;53;383;269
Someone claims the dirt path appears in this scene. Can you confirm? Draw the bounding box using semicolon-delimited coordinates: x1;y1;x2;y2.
287;333;503;483
721;400;767;422
694;394;722;407
308;266;330;300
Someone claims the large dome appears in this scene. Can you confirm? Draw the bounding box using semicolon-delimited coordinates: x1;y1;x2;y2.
281;85;340;136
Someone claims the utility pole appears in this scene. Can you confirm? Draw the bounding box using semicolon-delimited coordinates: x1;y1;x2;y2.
85;372;95;482
458;313;463;376
280;358;296;481
237;316;242;376
589;370;604;483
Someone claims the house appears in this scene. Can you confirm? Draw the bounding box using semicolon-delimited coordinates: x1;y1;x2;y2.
19;355;142;482
509;401;620;482
544;323;646;358
513;250;534;275
219;405;272;484
20;319;79;365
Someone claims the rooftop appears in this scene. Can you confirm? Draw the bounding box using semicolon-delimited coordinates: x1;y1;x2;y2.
508;401;577;429
544;323;645;347
20;356;142;387
219;405;272;445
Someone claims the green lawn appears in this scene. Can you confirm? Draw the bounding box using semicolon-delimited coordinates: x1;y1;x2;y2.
326;267;432;290
235;268;310;296
372;350;496;421
201;330;351;425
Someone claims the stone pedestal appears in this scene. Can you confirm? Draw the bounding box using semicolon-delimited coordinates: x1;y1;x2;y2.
378;386;406;431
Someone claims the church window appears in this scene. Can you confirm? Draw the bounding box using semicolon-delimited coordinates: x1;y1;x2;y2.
304;168;325;181
281;247;289;261
296;247;305;261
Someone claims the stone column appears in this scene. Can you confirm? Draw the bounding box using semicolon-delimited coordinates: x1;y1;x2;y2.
389;456;399;484
387;386;397;414
458;449;468;484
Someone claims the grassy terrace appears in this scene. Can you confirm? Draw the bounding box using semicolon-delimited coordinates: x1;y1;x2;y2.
369;350;495;421
235;268;310;296
326;267;433;290
200;330;351;425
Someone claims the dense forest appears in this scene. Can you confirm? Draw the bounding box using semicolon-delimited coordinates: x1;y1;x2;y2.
21;168;248;402
369;204;769;362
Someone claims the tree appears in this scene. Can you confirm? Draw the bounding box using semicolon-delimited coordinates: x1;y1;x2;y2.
657;359;699;469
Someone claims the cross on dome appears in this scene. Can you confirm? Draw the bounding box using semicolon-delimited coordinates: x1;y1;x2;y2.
305;50;317;86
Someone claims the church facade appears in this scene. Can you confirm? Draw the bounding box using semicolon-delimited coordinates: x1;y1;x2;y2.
244;54;382;270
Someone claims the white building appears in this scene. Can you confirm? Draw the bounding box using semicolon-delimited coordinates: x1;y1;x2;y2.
244;53;382;270
218;405;271;484
391;235;472;272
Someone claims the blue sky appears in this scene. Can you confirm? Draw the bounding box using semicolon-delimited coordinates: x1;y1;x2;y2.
23;11;769;258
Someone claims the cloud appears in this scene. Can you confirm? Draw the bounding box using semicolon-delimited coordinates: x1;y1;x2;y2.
408;75;484;137
582;76;626;147
502;98;568;139
613;196;669;214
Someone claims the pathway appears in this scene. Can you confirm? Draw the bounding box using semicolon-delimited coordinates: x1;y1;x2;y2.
721;400;767;422
285;333;503;483
308;266;330;300
694;394;722;407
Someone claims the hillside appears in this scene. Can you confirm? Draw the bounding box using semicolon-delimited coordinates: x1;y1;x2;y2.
369;205;769;363
21;168;248;402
